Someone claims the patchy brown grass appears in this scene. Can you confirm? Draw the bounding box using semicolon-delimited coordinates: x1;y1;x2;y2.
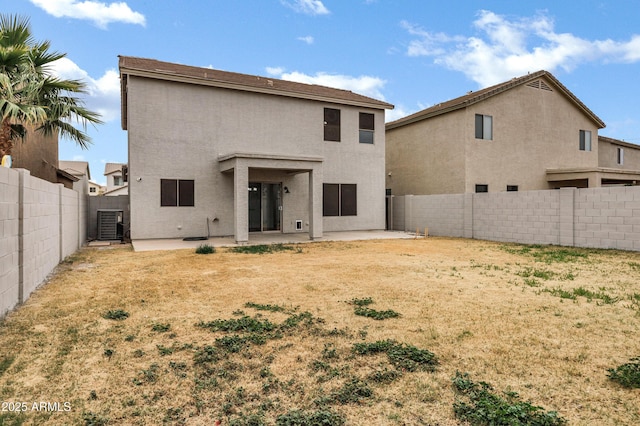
0;237;639;425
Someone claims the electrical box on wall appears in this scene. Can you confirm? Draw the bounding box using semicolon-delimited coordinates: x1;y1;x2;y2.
295;220;303;230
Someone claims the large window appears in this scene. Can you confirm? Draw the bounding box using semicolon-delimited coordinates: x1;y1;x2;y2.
161;179;194;207
324;108;341;142
579;130;592;151
323;183;357;216
475;114;493;140
359;112;374;144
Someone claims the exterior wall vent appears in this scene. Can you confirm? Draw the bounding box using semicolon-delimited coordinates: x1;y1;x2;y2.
526;80;553;92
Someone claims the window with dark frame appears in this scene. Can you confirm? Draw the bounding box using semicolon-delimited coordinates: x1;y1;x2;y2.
161;179;195;207
579;130;592;151
475;184;488;193
507;185;518;192
359;112;374;144
475;114;493;140
617;147;624;165
324;108;341;142
323;183;357;216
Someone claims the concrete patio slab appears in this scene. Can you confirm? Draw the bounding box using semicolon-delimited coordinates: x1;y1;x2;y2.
131;230;415;252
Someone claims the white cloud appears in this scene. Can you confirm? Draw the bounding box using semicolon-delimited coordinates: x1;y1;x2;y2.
281;0;330;16
29;0;145;29
402;10;640;87
49;58;121;122
269;69;387;101
298;35;315;44
266;66;286;76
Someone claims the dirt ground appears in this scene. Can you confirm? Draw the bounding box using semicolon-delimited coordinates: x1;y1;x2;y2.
0;237;639;425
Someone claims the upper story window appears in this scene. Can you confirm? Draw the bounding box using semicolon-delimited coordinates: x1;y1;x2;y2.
113;176;123;186
161;179;194;207
617;147;624;165
579;130;592;151
89;187;96;193
324;108;341;142
359;112;374;144
475;114;493;140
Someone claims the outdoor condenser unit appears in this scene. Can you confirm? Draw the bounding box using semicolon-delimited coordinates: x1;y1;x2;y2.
97;210;123;240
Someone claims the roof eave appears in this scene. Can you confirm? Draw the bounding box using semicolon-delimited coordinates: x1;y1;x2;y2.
119;66;394;110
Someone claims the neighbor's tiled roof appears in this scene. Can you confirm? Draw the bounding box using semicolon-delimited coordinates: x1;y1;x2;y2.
59;160;90;179
104;162;126;176
386;70;605;130
119;56;394;130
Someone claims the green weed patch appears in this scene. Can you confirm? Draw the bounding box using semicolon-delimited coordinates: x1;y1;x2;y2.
102;309;129;320
228;243;295;254
608;357;640;388
452;372;566;425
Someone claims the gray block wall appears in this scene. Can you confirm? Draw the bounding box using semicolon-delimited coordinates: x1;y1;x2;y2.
0;168;82;319
392;186;640;251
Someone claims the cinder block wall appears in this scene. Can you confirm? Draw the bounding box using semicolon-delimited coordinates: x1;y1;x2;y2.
574;187;640;250
0;167;20;317
0;168;82;319
392;186;640;251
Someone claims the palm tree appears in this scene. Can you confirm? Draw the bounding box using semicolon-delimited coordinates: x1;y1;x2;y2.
0;14;102;159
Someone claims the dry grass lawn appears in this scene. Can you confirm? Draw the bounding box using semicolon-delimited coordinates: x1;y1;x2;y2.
0;237;639;425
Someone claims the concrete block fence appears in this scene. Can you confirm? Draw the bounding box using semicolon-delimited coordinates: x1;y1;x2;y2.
0;167;82;319
391;186;640;251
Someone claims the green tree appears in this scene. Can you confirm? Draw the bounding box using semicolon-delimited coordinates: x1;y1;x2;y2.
0;14;102;158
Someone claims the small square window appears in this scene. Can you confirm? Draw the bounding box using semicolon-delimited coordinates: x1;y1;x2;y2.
475;184;488;193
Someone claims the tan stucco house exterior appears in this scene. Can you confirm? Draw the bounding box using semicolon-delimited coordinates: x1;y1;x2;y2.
119;56;393;242
103;162;128;196
386;70;640;195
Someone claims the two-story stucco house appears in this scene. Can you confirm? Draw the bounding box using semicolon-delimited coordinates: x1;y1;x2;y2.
386;70;640;196
119;56;393;243
103;162;128;196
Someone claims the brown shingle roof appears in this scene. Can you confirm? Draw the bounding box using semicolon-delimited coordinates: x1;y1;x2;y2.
386;70;605;130
119;56;393;130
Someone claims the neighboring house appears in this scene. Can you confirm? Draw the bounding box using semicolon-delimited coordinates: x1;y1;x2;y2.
10;123;72;185
386;70;640;196
88;181;106;196
59;160;91;194
104;162;128;196
119;56;393;242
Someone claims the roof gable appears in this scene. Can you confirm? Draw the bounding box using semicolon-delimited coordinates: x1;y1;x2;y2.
386;70;605;130
119;56;394;130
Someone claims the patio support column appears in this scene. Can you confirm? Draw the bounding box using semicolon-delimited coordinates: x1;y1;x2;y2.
308;165;323;240
234;161;249;244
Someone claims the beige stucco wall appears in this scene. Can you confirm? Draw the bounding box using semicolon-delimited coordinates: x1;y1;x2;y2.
599;139;640;170
386;109;466;195
126;77;386;239
386;77;601;195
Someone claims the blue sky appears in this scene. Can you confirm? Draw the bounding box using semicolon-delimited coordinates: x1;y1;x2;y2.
3;0;640;185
